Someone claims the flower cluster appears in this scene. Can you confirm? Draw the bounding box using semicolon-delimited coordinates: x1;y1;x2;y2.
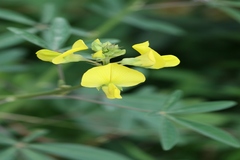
36;39;180;99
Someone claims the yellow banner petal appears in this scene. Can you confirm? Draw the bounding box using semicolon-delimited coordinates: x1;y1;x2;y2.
72;39;88;50
132;41;151;55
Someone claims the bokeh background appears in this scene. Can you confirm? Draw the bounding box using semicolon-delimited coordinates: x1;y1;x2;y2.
1;0;240;159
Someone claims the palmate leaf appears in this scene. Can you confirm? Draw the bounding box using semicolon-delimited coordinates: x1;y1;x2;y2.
159;116;179;150
0;147;17;160
47;17;71;50
0;9;36;25
29;143;132;160
169;116;240;148
168;101;236;114
7;27;48;48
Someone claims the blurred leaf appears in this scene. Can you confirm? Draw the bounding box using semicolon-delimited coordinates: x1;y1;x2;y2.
47;17;71;50
22;130;48;143
0;65;27;72
182;113;230;126
71;28;91;37
169;116;240;148
216;6;240;23
40;3;57;23
29;143;132;160
121;142;155;160
0;133;16;146
161;90;183;111
8;27;48;48
159;116;178;150
21;149;55;160
123;15;185;35
214;1;240;7
168;101;236;114
0;48;27;64
0;32;25;49
0;147;17;160
0;8;36;25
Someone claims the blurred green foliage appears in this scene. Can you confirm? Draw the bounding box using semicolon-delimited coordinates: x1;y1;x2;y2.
1;0;240;160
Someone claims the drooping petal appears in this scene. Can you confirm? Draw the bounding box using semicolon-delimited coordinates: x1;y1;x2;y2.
36;49;61;62
162;55;180;67
109;63;146;87
102;83;122;99
81;63;145;88
132;41;151;55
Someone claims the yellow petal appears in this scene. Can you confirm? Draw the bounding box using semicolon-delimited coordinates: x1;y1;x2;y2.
52;40;88;64
72;39;88;50
102;83;122;99
36;49;61;62
109;63;145;87
81;63;145;87
162;55;180;67
132;41;151;55
81;64;111;87
121;52;155;67
92;50;105;59
150;50;165;69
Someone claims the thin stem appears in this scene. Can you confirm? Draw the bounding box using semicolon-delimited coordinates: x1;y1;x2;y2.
36;95;152;113
57;65;66;86
0;85;82;103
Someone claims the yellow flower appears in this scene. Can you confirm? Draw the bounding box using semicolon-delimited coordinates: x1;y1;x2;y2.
81;63;145;99
36;39;88;64
121;41;180;69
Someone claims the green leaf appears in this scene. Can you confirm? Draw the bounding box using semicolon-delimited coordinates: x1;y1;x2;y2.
29;143;132;160
211;1;240;7
120;142;155;160
0;32;25;49
8;27;48;48
40;3;57;23
0;9;36;25
47;17;71;50
0;147;17;160
159;116;178;150
22;130;48;143
0;133;17;146
71;28;91;37
169;116;240;148
21;149;55;160
168;101;236;114
162;90;183;111
0;65;27;72
123;15;185;35
216;6;240;23
0;48;27;64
